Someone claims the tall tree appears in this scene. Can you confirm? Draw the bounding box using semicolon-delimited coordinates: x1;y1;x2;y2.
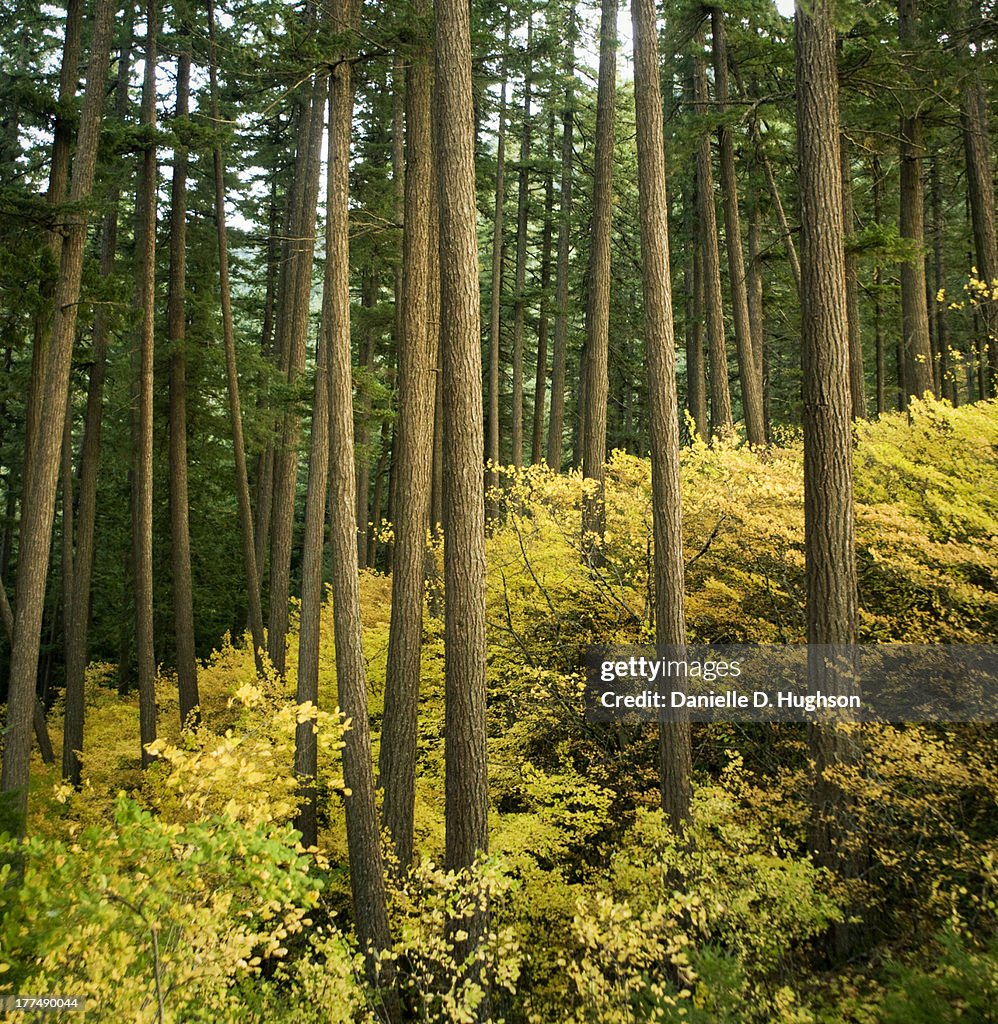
840;134;867;418
486;11;509;511
380;0;436;869
62;11;135;786
691;41;733;436
546;6;575;471
632;0;692;828
510;15;533;470
166;8;199;725
293;73;333;851
2;0;116;822
960;18;998;388
710;8;765;445
580;0;616;561
132;0;159;768
267;68;326;676
435;0;490;996
531;109;555;466
897;0;935;400
796;0;863;952
208;0;265;667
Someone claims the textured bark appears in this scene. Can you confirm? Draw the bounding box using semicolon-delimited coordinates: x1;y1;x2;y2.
367;420;390;567
796;0;863;951
23;0;84;509
167;28;199;726
132;0;159;769
546;9;575;470
208;0;265;668
897;0;935;401
267;76;326;676
840;134;867;419
692;42;733;437
62;14;133;787
632;0;691;830
510;16;533;470
486;12;508;517
747;202;767;426
381;4;436;869
710;9;765;445
2;0;116;822
531;110;555;465
435;0;490;993
354;275;378;566
581;0;616;561
960;40;998;384
930;159;953;403
871;155;889;414
683;164;707;441
324;6;399;1009
294;73;333;853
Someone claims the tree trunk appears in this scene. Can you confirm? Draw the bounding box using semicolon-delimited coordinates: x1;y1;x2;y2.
294;74;333;853
435;0;490;999
208;0;265;669
381;3;436;869
710;8;765;445
267;74;326;676
167;24;199;725
632;0;692;830
354;274;378;566
683;166;707;441
872;155;887;415
897;0;935;401
3;0;115;822
692;43;733;437
510;16;533;470
747;201;768;432
531;110;555;465
62;11;134;787
486;11;509;512
133;0;159;769
930;158;953;403
546;8;575;471
796;0;863;956
581;0;616;562
840;134;867;419
960;35;998;384
324;7;400;1010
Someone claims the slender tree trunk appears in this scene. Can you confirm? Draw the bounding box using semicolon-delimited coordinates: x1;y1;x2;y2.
486;12;509;511
710;8;765;444
840;134;867;418
294;74;334;853
683;167;708;441
747;201;768;432
796;0;863;956
324;8;400;1010
167;22;199;725
267;75;326;676
872;156;887;415
531;110;555;464
354;274;378;566
930;158;953;403
132;0;159;769
692;42;733;436
898;0;935;401
435;0;490;1001
23;0;85;513
208;0;265;668
381;3;436;869
581;0;616;562
632;0;691;830
510;16;533;471
960;33;998;385
546;8;575;470
62;11;134;787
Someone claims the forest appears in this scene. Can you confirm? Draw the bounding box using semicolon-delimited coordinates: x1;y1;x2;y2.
0;0;997;1018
